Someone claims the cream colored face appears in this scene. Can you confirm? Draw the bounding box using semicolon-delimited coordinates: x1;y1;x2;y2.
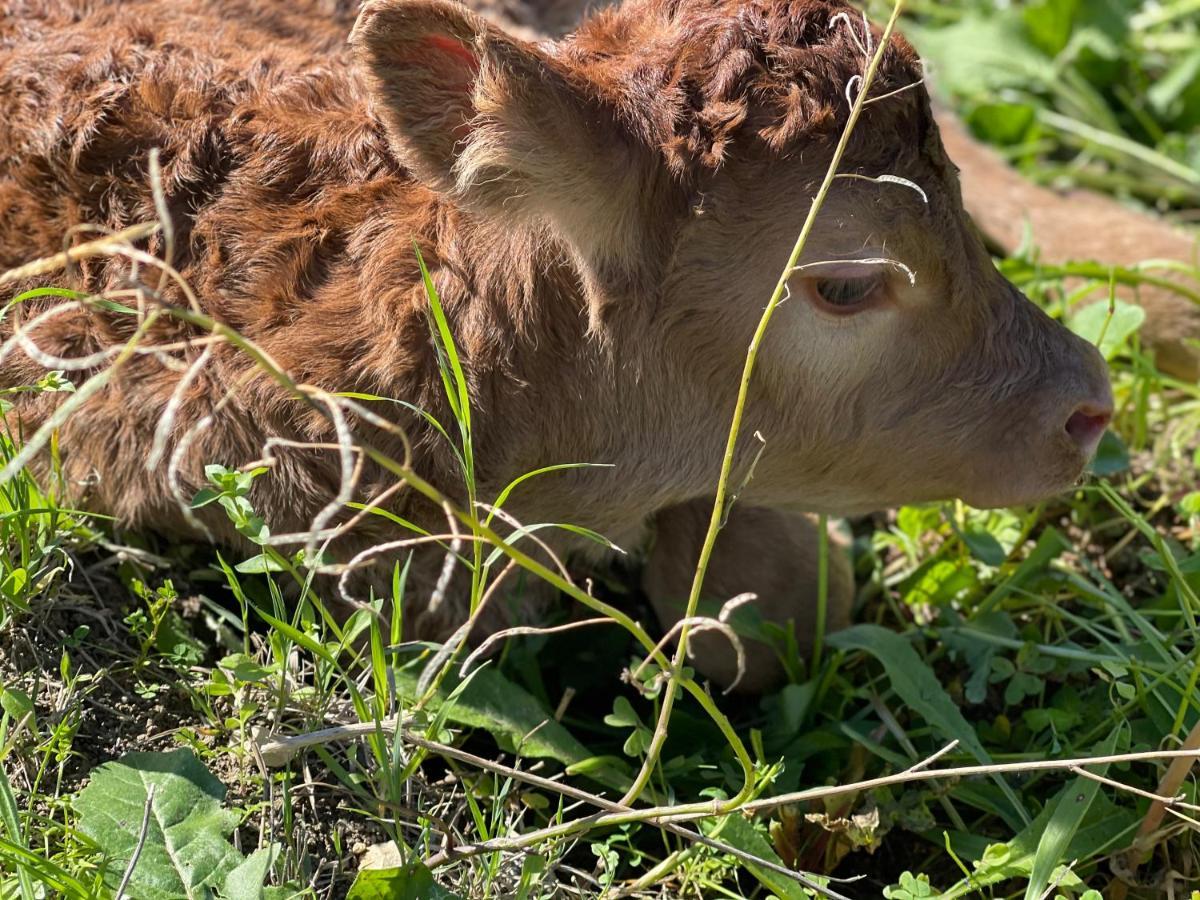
666;142;1113;514
351;0;1112;515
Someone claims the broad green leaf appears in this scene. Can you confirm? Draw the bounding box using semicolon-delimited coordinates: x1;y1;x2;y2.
0;568;29;609
347;861;462;900
884;871;940;899
603;696;642;729
978;526;1070;615
603;695;651;757
828;624;1027;824
896;505;942;543
903;558;980;607
940;789;1137;898
394;660;628;791
910;13;1055;99
515;853;547;899
966;102;1036;146
965;509;1023;558
222;846;280;900
191;488;221;509
703;814;811;900
1069;299;1146;360
1140;548;1200;575
75;748;243;900
1088;429;1130;476
830;625;989;758
219;654;274;685
1021;0;1080;56
962;529;1007;567
0;687;34;728
234;553;285;575
154;611;206;666
35;370;74;394
942;612;1017;705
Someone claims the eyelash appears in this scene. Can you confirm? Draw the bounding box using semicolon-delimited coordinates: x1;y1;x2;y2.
808;274;884;315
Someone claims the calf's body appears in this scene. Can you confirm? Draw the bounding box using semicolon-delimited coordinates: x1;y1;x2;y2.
1;0;1111;686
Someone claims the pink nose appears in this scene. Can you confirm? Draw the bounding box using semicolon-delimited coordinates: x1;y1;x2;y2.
1065;403;1112;454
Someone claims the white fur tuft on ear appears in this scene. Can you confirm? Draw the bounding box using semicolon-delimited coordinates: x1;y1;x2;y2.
350;0;663;281
350;0;490;192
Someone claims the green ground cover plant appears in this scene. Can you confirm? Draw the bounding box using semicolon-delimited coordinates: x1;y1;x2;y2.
2;0;1199;897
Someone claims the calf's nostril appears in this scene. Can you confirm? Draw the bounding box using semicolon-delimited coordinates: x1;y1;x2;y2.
1064;404;1112;451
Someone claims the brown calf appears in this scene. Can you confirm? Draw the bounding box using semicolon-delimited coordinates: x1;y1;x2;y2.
0;0;1111;687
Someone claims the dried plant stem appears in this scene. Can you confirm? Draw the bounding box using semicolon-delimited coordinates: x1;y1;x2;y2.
709;746;1200;819
0;222;160;286
620;0;907;809
2;238;690;714
0;310;163;484
260;723;847;898
114;783;155;900
1121;716;1200;877
376;448;759;782
1070;765;1200;813
460;617;614;677
400;745;1200;867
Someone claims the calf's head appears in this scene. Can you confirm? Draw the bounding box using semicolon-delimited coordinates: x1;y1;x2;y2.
351;0;1112;514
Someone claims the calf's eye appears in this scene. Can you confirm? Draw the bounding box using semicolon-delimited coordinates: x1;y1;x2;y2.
812;276;882;314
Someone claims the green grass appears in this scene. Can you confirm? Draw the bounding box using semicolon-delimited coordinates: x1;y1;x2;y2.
884;0;1200;212
2;0;1200;898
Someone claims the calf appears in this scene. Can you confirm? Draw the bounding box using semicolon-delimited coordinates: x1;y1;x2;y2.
0;0;1111;687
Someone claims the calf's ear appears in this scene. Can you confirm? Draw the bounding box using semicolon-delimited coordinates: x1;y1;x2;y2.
351;0;652;270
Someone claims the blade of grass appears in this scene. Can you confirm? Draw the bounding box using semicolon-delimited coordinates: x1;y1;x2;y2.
0;716;36;900
1024;728;1121;900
